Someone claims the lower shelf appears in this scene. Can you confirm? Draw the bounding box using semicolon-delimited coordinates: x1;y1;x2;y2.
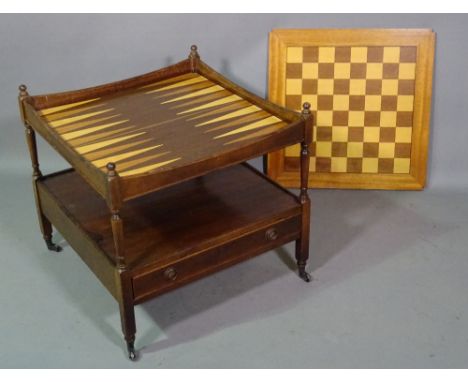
38;163;302;303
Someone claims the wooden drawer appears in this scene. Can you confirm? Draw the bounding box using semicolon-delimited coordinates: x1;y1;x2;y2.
132;216;301;303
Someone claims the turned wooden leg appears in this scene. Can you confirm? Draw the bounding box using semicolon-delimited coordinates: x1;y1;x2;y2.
25;124;62;252
119;299;137;360
117;273;137;360
296;103;312;282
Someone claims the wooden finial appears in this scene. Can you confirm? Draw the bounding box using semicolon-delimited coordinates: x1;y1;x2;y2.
106;162;117;176
301;102;311;116
189;45;200;59
19;84;29;98
189;45;200;72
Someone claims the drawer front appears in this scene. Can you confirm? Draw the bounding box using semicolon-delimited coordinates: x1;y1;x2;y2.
132;216;301;303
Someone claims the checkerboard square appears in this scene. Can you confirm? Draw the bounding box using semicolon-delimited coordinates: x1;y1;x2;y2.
366;63;383;79
303;63;318;79
379;142;396;158
286;95;302;110
286;63;303;79
380;127;396;142
317;110;333;126
395;143;412;158
351;47;368;63
318;63;335;78
319;47;336;63
383;47;401;63
397;95;414;111
367;47;384;63
335;47;352;63
347;142;364;158
332;126;349;142
287;47;303;63
382;63;400;79
303;47;319;62
333;95;350;111
378;158;394;173
396;112;413;127
332;142;348;157
362;158;379;173
395;127;412;143
350;63;367;78
398;80;415;96
348;126;364;142
349;111;365;127
286;79;302;95
381;80;399;95
317;126;332;141
364;126;380;142
349;79;366;95
363;142;379;157
393;158;411;173
381;96;398;111
366;80;382;95
365;95;381;111
334;79;350;95
333;111;349;126
400;46;417;63
316;141;332;157
347;158;363;173
318;95;334;110
316;157;331;172
349;96;365;111
317;79;334;95
303;79;318;94
399;63;416;79
331;157;348;172
380;112;397;127
334;63;351;78
364;111;381;127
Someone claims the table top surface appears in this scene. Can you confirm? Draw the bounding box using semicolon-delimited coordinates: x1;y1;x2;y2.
37;72;290;178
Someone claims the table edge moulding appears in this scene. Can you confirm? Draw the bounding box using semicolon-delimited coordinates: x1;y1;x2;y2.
18;45;314;361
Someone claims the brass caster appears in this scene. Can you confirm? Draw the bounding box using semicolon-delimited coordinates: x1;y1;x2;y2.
299;269;312;283
45;238;62;252
127;341;137;361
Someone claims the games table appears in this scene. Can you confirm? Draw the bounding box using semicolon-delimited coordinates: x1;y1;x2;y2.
18;46;313;360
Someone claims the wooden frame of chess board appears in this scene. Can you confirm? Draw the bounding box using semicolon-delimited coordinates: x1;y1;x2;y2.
267;29;435;190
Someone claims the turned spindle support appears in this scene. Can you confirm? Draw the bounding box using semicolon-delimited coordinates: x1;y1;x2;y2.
296;102;313;282
106;162;137;360
19;84;62;252
106;162;126;270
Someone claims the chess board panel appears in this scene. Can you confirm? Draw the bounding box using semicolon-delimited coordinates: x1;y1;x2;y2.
38;73;288;178
268;29;435;189
284;45;416;175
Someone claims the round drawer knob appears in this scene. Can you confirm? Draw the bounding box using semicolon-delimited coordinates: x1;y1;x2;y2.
164;267;177;281
265;228;278;241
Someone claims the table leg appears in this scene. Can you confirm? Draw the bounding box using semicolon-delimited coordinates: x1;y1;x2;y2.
296;103;312;282
117;272;137;360
25;125;62;252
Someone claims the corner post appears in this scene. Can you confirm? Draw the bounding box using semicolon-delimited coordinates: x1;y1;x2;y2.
295;102;313;282
19;84;61;252
106;162;126;270
106;162;136;360
189;44;200;72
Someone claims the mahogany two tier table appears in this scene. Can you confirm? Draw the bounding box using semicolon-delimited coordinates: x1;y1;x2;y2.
18;46;313;360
